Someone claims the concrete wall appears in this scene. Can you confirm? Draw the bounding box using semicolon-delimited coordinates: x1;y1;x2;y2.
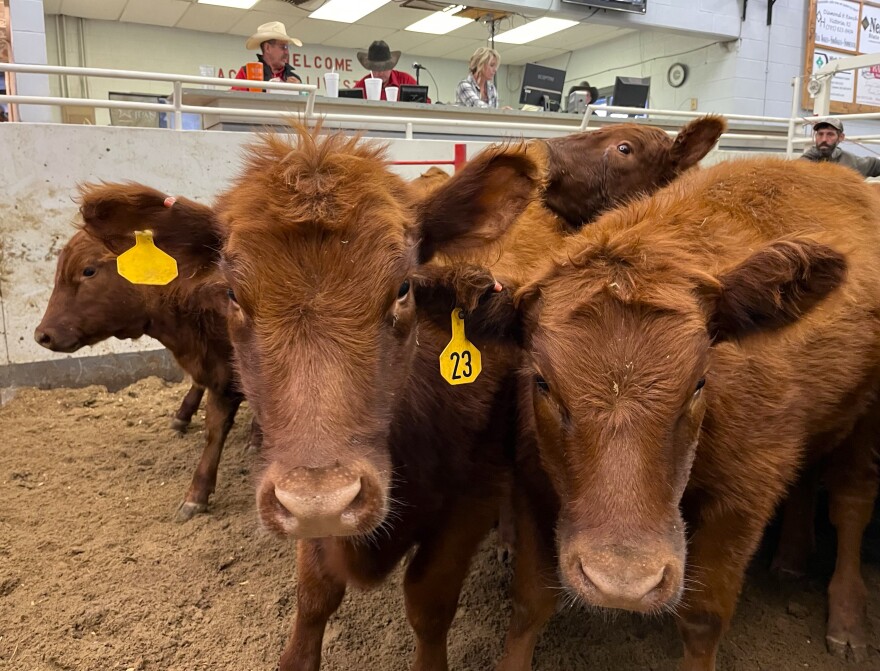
0;120;766;390
0;122;497;385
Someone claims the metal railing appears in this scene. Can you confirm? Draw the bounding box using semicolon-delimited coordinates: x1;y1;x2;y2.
6;62;880;154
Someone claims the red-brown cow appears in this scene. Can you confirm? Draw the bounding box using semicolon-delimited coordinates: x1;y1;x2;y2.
35;194;248;522
418;155;878;669
74;120;723;670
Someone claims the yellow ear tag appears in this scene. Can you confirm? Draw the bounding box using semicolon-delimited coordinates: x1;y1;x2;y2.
116;230;178;286
439;309;482;385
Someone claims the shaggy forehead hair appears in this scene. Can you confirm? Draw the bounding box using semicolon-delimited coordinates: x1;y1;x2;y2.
219;125;413;238
217;126;416;327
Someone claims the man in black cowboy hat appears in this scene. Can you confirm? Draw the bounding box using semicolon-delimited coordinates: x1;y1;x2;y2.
353;40;430;102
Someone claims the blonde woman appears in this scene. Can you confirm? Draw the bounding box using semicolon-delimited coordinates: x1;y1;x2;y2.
455;47;501;108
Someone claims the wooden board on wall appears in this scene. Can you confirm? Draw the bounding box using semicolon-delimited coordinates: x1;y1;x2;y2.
803;0;880;113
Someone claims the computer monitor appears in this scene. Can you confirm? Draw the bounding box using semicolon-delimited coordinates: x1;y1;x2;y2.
612;76;650;109
399;85;429;103
522;87;562;111
338;88;365;99
519;63;566;110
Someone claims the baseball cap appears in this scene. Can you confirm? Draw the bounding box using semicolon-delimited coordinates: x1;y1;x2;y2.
812;116;844;132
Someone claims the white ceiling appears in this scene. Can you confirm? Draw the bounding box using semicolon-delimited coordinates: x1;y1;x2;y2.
41;0;633;65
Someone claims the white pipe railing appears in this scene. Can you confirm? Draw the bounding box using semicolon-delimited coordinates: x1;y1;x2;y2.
0;62;317;130
11;62;880;152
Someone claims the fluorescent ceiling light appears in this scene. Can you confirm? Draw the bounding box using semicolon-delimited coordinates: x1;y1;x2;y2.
198;0;259;8
406;5;471;35
310;0;392;23
495;17;578;44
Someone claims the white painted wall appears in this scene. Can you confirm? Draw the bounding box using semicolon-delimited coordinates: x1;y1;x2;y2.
537;0;811;117
41;17;523;123
535;0;880;156
8;0;50;121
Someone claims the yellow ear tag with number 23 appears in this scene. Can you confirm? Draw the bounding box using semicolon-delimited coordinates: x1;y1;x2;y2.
440;309;482;385
116;230;178;286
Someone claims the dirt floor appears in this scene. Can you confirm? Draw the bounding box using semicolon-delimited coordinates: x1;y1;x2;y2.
1;376;879;671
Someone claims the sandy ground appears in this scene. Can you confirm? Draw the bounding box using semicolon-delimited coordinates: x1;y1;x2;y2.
1;376;878;671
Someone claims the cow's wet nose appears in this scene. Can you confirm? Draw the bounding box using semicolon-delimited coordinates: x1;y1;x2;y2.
571;544;682;612
34;329;54;348
579;560;668;607
258;462;381;538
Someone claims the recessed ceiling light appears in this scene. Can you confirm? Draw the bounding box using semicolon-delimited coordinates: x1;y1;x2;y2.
406;5;471;35
495;17;579;44
198;0;259;9
309;0;392;24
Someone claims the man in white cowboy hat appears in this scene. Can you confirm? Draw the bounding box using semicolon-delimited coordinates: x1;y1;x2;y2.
233;21;303;89
353;40;429;102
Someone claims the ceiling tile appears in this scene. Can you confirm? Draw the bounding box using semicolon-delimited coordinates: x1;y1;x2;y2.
253;0;313;19
321;24;397;49
282;17;349;43
175;4;244;33
227;10;304;37
60;0;128;21
420;35;476;58
356;4;429;30
380;29;447;54
120;0;190;28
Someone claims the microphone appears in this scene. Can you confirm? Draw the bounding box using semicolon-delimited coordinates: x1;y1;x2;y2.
413;62;424;70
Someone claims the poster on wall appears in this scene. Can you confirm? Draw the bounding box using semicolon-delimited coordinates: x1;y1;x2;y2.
814;48;857;102
859;2;880;52
804;0;880;113
815;0;861;51
856;64;880;104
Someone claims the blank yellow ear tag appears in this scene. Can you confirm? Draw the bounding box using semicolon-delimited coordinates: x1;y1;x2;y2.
439;309;482;385
116;230;178;286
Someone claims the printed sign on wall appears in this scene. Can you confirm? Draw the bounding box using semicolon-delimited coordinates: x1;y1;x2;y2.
816;0;861;50
814;48;857;101
805;0;880;113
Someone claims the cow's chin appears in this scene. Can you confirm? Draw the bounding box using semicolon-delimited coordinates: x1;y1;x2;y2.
557;529;686;615
256;460;390;540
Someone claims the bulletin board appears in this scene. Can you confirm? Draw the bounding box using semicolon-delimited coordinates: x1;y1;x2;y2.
803;0;880;112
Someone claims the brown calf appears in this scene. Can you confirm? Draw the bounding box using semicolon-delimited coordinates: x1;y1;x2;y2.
420;155;878;669
73;120;723;669
35;194;245;522
78;131;523;671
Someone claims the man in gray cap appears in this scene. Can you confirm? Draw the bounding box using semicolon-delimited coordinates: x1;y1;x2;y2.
800;116;880;177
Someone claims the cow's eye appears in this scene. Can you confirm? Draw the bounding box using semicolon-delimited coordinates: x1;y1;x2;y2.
694;378;706;394
397;279;410;300
82;267;96;277
536;376;550;394
617;143;632;155
227;288;238;303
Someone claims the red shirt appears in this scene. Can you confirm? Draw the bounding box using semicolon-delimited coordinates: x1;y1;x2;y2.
353;70;430;102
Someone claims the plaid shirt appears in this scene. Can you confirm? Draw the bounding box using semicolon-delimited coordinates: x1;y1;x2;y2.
455;74;498;108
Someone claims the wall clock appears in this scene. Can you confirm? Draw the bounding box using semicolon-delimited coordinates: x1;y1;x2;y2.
667;62;688;88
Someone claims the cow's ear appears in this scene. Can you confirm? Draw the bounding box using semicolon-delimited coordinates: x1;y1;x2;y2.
669;115;726;172
413;264;523;345
415;143;544;263
78;182;225;265
700;239;846;343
